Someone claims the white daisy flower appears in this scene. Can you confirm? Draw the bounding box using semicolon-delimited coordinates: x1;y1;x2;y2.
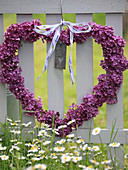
33;138;38;142
0;145;7;150
55;139;66;145
66;134;75;138
52;129;60;135
109;142;120;148
43;141;51;145
40;155;48;159
0;155;9;160
53;146;65;152
78;165;86;169
51;155;58;159
38;130;47;136
124;153;128;159
22;122;32;127
32;157;40;161
83;144;88;151
34;164;47;169
25;166;33;170
92;146;100;151
28;146;38;153
67;119;75;125
15;120;21;123
12;145;20;151
87;146;93;152
67;139;74;143
47;128;52;131
27;153;34;157
101;160;111;164
79;145;83;151
7;118;12;122
17;156;26;160
70;146;77;149
41;123;50;129
92;127;101;135
86;165;94;170
76;138;84;144
72;156;82;163
39;150;45;154
10;139;17;143
61;154;71;163
15;141;22;145
89;159;99;165
46;134;51;138
74;150;80;156
104;166;113;170
25;142;32;147
51;153;57;156
28;131;34;134
0;138;2;141
10;122;18;126
57;125;67;129
10;130;21;134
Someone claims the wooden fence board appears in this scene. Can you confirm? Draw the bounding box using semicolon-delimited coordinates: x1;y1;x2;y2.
17;14;35;125
76;14;94;129
46;14;64;119
106;13;124;169
0;0;126;14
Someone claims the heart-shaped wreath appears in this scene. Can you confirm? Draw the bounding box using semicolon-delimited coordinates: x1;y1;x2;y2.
0;19;128;136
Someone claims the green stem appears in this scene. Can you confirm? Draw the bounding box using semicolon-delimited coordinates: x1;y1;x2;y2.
98;134;103;150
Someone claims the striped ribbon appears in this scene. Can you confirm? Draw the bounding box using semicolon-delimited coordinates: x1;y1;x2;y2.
34;20;91;86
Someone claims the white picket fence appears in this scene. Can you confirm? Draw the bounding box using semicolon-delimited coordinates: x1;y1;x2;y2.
0;0;128;168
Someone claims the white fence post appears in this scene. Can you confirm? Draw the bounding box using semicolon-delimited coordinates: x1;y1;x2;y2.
0;14;7;125
17;14;35;126
106;13;124;169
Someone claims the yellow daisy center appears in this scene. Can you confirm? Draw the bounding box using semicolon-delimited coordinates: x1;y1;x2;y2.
95;130;98;133
88;165;93;168
104;160;108;162
64;157;67;160
39;165;42;168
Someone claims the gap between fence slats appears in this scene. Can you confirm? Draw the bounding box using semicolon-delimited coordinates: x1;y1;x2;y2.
46;14;64;119
76;14;93;129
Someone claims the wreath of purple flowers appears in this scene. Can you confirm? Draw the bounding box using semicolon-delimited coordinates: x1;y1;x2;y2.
0;19;128;137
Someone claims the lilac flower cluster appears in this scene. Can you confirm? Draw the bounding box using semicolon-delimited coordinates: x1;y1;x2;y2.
0;20;128;137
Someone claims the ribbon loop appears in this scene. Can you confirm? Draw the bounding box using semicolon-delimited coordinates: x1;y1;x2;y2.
34;20;91;85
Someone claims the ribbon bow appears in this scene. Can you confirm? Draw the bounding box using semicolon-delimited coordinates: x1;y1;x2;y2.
34;20;91;86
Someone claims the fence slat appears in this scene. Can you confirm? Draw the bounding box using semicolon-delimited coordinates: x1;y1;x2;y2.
106;13;124;169
76;14;93;129
46;14;64;119
0;14;7;124
17;14;35;126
